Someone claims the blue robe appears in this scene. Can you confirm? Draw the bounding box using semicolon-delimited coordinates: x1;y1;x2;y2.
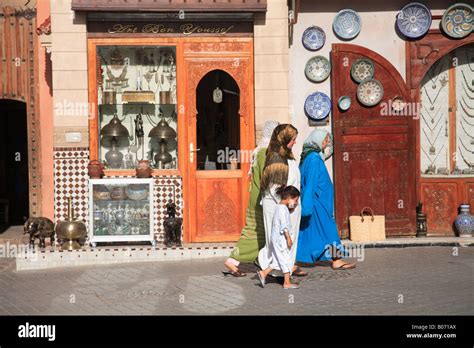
296;152;346;263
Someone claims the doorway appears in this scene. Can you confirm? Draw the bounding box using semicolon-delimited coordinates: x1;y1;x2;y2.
0;100;29;231
196;70;241;170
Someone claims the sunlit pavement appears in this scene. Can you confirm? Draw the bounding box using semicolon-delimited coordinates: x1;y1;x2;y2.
0;247;472;315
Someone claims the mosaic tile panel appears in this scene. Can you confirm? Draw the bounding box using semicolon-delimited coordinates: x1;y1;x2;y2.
53;148;90;226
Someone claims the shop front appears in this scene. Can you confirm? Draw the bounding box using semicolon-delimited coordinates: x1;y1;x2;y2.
52;0;269;244
289;1;473;238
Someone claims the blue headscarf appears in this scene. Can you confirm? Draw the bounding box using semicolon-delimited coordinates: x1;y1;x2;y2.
300;129;330;164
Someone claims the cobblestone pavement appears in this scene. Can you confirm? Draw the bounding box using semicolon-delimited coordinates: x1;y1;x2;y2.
0;247;472;315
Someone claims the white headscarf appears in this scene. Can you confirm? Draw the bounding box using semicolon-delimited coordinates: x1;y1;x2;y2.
248;120;279;175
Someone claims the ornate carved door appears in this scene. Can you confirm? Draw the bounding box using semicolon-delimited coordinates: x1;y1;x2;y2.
331;44;417;238
183;38;255;242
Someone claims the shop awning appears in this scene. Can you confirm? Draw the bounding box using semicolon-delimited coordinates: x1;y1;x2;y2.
71;0;267;13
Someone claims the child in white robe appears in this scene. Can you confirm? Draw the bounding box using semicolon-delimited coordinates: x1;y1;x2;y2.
257;185;301;290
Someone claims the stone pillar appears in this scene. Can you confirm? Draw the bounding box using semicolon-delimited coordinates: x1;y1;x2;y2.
253;0;290;142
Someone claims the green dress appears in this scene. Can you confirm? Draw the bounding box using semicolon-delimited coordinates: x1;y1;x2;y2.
229;147;267;263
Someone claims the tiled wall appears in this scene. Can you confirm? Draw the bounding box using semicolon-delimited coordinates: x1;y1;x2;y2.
53;148;184;242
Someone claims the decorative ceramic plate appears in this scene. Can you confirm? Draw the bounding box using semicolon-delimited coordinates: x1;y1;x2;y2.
304;92;332;120
302;26;326;51
305;56;331;82
351;58;375;83
441;3;473;39
338;96;352;111
333;9;362;40
396;2;432;39
391;96;407;112
357;78;384;106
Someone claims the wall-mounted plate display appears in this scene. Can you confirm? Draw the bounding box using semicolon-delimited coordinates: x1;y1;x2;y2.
302;26;326;51
351;58;375;83
357;78;384;106
305;56;331;83
391;96;407;112
304;92;332;121
396;2;432;39
333;9;362;40
441;3;473;39
338;96;352;111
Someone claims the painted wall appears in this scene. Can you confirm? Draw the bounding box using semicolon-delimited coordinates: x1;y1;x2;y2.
289;0;448;177
254;0;291;141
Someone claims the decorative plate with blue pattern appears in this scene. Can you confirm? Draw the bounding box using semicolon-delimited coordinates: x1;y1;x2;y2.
302;26;326;51
396;2;432;39
441;3;473;39
333;9;362;40
304;92;332;120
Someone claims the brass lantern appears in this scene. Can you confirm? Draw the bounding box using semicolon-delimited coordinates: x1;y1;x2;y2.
148;119;177;169
100;114;129;169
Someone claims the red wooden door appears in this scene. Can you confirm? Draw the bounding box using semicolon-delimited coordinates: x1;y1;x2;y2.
331;44;416;238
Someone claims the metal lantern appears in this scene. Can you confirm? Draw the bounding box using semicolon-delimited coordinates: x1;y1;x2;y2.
148;119;177;168
100;114;129;169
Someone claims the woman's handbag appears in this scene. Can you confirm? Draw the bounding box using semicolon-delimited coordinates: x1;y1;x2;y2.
349;207;386;242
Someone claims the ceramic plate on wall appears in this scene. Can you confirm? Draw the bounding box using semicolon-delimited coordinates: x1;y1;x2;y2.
304;92;332;120
338;96;352;111
305;56;331;83
396;2;432;39
302;26;326;51
351;58;375;83
357;78;384;106
441;3;473;39
333;9;362;40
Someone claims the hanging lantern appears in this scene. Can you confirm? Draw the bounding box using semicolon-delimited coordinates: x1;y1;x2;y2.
213;87;223;104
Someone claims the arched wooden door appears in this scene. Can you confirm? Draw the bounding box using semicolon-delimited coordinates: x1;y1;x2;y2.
331;44;416;238
182;39;255;243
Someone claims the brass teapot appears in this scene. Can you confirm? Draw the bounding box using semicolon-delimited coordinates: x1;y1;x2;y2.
55;197;87;250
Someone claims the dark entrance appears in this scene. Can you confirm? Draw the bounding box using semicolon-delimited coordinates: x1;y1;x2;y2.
196;69;241;170
0;100;29;230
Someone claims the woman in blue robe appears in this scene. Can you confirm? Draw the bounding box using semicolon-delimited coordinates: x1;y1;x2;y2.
296;129;356;269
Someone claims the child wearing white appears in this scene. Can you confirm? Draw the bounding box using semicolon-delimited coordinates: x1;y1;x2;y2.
257;185;301;290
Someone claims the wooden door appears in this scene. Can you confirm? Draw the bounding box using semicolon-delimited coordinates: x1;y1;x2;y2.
331;44;416;238
183;39;254;242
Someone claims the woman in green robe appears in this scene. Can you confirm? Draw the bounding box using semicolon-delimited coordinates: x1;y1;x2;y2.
223;121;279;276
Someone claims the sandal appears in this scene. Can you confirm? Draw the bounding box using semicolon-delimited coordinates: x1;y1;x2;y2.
331;262;356;270
222;269;247;277
256;271;266;288
283;283;300;290
292;266;308;277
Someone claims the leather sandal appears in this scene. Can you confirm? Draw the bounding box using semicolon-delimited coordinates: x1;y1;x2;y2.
222;269;247;277
331;262;356;270
292;266;308;277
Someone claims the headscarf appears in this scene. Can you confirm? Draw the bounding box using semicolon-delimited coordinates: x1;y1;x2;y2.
300;129;331;164
266;124;298;160
260;124;298;192
248;120;279;175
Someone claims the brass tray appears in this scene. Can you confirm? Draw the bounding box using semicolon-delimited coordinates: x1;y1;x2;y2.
122;91;155;104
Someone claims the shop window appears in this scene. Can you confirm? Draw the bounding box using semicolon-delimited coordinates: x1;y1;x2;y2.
420;44;474;177
196;70;241;170
97;45;177;170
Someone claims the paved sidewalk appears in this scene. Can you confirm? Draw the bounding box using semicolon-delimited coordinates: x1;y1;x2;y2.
0;246;472;315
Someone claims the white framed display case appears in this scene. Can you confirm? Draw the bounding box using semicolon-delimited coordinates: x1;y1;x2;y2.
89;178;155;247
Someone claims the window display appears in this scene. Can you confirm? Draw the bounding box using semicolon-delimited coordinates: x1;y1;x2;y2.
89;178;155;247
97;45;177;170
420;45;474;176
